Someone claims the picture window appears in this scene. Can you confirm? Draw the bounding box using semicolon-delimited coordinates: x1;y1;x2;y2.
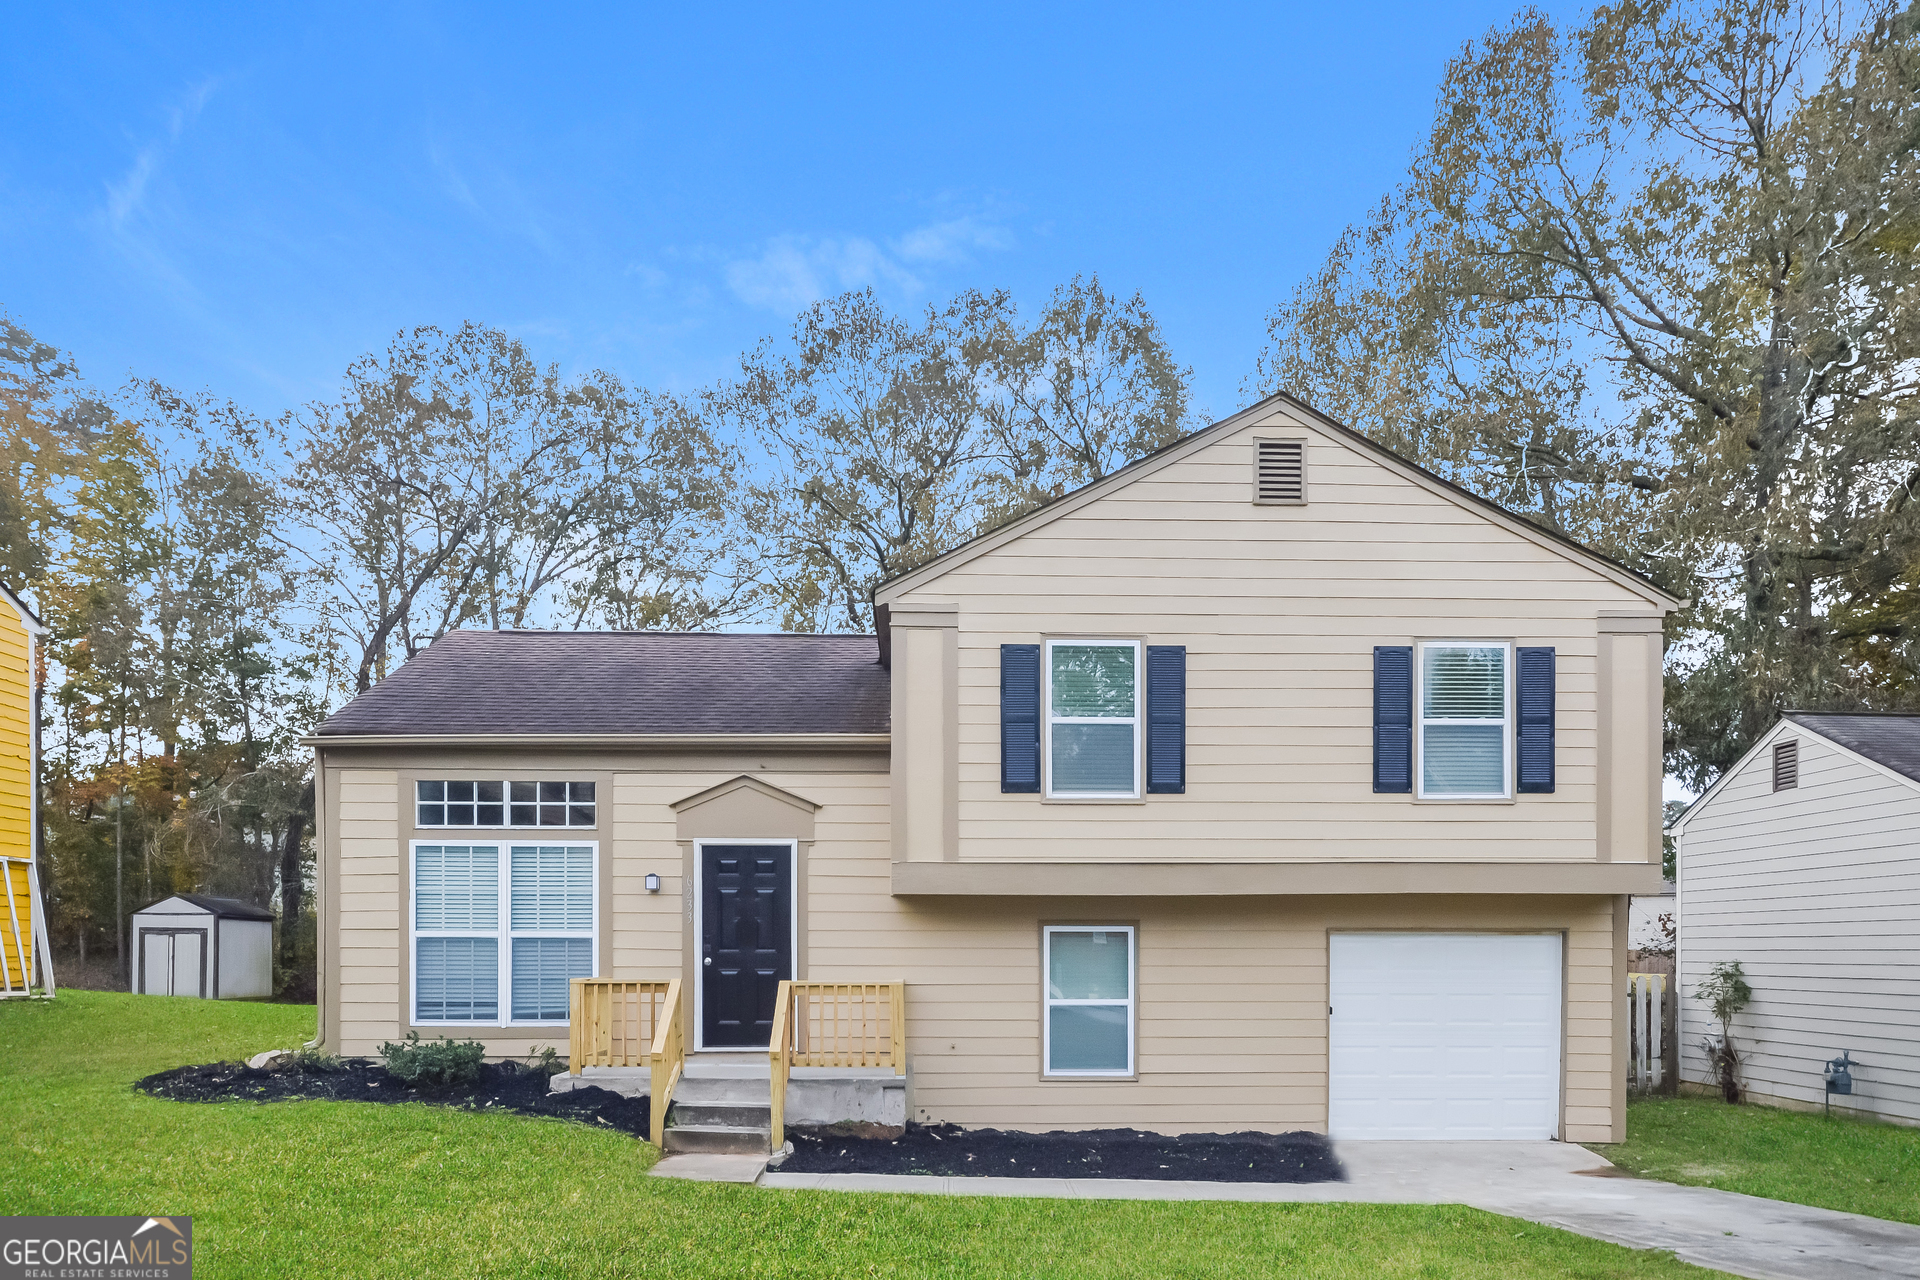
412;842;596;1025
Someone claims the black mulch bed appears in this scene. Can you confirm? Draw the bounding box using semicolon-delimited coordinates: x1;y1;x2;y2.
778;1123;1345;1184
136;1060;651;1138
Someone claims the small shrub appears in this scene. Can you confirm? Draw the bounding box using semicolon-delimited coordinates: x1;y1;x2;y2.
378;1032;485;1087
294;1045;344;1073
529;1045;564;1077
1694;960;1753;1103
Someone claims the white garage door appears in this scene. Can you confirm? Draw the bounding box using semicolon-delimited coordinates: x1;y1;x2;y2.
1329;933;1561;1140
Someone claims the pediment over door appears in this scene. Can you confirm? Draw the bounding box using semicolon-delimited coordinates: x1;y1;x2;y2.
671;775;819;842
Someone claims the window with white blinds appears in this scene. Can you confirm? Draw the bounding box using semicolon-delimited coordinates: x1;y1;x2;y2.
1416;642;1513;799
412;842;596;1025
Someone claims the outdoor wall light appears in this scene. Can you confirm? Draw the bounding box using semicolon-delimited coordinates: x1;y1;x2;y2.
645;872;661;894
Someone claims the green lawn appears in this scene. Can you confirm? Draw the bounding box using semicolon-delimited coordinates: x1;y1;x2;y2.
1;993;1727;1279
1592;1095;1920;1226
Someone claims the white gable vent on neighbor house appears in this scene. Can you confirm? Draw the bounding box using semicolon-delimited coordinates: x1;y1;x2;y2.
1253;437;1306;504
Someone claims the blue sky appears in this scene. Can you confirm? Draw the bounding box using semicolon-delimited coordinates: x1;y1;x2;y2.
1;2;1571;421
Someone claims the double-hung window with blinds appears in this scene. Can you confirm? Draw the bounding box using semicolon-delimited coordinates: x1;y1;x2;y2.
412;842;595;1024
1044;640;1143;798
1417;642;1514;798
1373;642;1555;797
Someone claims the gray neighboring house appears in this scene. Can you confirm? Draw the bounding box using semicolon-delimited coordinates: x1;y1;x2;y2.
1670;712;1920;1124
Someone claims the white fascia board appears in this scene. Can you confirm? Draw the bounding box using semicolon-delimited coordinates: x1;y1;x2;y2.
0;583;46;634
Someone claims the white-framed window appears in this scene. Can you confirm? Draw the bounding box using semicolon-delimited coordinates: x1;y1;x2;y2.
1416;641;1513;799
411;841;596;1025
1043;639;1142;798
415;780;596;829
1042;925;1135;1077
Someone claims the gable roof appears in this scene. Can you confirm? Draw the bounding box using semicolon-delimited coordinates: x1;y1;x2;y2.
873;392;1684;610
1669;711;1920;833
313;630;889;738
139;893;277;921
1782;712;1920;786
0;582;45;635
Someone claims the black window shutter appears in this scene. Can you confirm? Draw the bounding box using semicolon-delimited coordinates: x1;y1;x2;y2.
1516;646;1556;793
1373;646;1413;793
1000;644;1041;793
1146;645;1187;794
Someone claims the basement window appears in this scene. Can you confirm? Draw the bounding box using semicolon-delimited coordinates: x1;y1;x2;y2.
1043;925;1135;1077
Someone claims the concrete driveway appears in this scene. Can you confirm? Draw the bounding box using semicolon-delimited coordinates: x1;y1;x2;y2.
755;1141;1920;1280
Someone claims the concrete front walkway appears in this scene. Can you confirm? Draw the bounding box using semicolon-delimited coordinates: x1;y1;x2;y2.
756;1141;1920;1280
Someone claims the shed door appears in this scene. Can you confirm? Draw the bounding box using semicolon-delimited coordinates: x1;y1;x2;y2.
1328;933;1561;1140
141;930;172;995
172;931;205;998
140;928;207;998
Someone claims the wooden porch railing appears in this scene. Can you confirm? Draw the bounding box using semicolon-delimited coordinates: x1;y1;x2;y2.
568;979;672;1068
648;980;684;1147
567;977;684;1147
769;980;905;1149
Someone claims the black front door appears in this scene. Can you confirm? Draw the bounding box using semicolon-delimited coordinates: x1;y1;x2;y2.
701;844;792;1047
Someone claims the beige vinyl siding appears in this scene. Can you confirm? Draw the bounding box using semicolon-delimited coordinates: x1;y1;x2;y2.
1679;730;1920;1124
320;750;1619;1137
895;414;1658;863
335;769;401;1052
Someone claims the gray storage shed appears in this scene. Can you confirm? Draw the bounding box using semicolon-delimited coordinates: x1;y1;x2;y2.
131;894;275;999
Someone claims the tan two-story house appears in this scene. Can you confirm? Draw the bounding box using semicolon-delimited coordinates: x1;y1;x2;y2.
310;392;1676;1148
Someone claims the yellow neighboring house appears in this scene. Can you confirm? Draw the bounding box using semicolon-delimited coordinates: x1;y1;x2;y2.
1;581;51;997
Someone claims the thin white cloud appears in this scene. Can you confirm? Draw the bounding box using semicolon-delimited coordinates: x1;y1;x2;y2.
104;78;217;231
723;215;1012;312
890;216;1012;265
724;234;920;311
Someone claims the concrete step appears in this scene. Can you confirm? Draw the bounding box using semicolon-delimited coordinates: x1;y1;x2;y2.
681;1056;772;1081
670;1102;771;1129
663;1124;771;1156
673;1074;773;1106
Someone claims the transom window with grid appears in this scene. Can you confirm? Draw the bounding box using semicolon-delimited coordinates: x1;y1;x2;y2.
415;780;596;828
412;842;596;1025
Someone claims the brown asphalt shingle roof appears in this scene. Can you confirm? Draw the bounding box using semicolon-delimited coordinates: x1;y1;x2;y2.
315;630;889;737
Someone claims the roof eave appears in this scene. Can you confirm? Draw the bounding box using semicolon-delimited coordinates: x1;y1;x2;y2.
304;731;891;749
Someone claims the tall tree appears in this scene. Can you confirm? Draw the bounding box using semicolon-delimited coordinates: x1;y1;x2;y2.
982;275;1194;514
283;324;744;697
1252;0;1920;788
0;314;105;587
724;289;1014;632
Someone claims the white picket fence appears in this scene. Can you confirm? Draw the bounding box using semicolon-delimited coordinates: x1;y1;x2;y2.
1628;972;1667;1090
